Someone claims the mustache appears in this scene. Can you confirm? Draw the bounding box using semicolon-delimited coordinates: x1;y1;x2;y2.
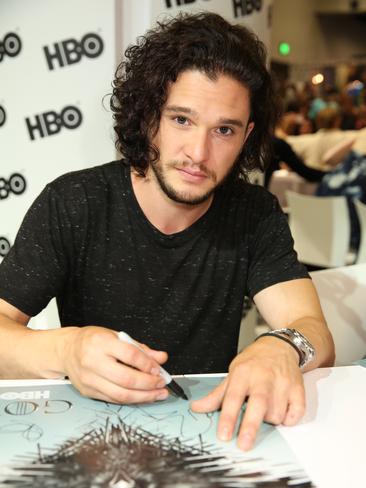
168;160;217;182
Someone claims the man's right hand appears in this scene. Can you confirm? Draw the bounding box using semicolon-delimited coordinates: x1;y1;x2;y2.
60;326;169;404
0;299;169;403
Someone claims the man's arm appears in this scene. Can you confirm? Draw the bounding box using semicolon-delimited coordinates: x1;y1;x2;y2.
191;278;335;450
0;298;169;402
253;277;334;369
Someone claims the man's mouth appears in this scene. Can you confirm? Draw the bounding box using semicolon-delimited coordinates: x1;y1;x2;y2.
176;167;208;182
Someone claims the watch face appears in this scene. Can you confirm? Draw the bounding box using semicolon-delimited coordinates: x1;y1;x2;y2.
294;331;315;367
278;328;315;367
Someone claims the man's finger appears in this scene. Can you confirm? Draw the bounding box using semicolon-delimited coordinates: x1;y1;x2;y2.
283;383;306;426
72;372;169;404
237;391;269;451
112;341;163;376
100;358;168;391
216;374;249;442
190;378;228;413
264;380;290;425
138;343;169;365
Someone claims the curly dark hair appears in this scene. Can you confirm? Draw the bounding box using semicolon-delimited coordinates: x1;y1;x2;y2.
110;12;277;180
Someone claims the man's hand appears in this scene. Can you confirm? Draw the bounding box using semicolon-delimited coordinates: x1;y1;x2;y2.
190;336;305;451
60;326;169;404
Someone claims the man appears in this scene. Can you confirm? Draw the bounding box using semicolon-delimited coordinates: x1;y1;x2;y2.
0;12;334;451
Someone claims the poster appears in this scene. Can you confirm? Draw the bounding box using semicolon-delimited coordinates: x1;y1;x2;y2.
0;376;314;487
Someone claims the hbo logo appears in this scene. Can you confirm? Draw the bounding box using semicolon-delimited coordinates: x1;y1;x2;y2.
0;33;22;62
0;173;27;200
0;106;6;128
232;0;263;18
25;105;82;141
165;0;211;7
0;237;11;258
43;33;104;70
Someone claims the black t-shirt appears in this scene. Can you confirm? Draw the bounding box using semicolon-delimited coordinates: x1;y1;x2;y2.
0;161;308;373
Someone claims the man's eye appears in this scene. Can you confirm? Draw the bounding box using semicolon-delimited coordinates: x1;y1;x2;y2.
175;116;188;125
217;126;233;135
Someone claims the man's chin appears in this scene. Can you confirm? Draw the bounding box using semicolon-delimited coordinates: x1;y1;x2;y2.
160;182;215;205
151;162;217;205
167;190;214;206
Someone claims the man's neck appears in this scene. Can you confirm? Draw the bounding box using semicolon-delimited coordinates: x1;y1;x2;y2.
131;169;213;235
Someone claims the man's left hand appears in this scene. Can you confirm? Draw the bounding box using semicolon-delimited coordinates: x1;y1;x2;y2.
190;336;305;451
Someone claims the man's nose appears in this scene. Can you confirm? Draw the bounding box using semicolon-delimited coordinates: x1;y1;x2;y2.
184;129;210;164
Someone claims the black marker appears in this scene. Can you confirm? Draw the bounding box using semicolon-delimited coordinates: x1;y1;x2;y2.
118;331;188;400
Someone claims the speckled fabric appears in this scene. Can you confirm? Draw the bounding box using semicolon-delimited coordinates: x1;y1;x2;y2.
0;161;308;373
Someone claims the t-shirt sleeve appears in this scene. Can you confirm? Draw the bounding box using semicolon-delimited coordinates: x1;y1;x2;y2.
246;193;309;299
0;184;74;316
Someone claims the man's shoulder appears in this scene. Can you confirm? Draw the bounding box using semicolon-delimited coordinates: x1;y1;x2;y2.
31;160;129;226
36;160;129;214
42;160;129;205
219;178;282;229
48;160;125;191
225;178;278;210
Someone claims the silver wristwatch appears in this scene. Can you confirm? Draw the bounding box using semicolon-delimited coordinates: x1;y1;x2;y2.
266;328;316;368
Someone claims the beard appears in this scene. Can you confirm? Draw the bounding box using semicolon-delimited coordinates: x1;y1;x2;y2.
151;159;234;206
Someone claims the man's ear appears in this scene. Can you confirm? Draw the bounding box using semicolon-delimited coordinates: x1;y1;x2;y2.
244;121;255;144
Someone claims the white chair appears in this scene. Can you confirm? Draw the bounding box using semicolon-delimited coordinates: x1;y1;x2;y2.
28;298;60;330
310;264;366;365
354;199;366;264
269;170;318;209
286;191;352;268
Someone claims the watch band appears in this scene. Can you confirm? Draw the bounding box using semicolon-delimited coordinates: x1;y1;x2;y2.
256;328;316;368
255;332;302;366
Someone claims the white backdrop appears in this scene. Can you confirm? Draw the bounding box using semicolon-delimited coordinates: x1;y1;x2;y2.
1;0;271;327
120;0;273;62
0;0;116;264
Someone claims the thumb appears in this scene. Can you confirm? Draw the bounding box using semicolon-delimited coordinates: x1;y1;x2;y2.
190;378;228;413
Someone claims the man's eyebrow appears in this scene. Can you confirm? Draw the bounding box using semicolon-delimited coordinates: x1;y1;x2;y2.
217;117;244;128
164;105;198;116
164;105;244;127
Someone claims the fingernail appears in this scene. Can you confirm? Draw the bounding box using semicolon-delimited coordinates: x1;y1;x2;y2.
157;379;166;388
156;391;168;401
239;433;252;450
151;367;160;375
218;426;231;441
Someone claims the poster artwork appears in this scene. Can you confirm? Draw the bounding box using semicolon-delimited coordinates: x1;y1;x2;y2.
0;377;315;487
